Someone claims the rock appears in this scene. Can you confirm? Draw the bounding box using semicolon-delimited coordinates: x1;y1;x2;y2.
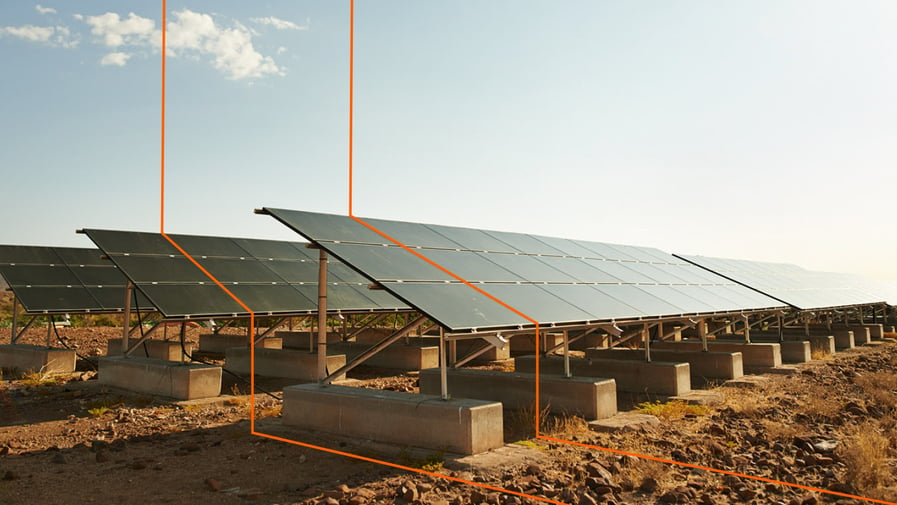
321;498;339;505
801;495;818;505
399;482;419;502
131;461;146;470
813;440;838;453
2;470;17;481
736;486;757;501
700;493;715;505
95;451;110;463
586;462;613;482
709;424;727;436
578;492;598;505
525;463;542;476
639;477;658;493
51;453;67;464
205;478;222;492
659;491;685;503
0;446;8;456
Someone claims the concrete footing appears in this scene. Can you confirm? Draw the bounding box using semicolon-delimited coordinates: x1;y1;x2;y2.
198;333;281;354
106;339;193;361
584;348;743;381
747;332;834;358
277;331;343;348
282;384;504;455
514;355;691;396
418;368;617;420
226;347;346;381
510;333;564;354
837;326;871;345
650;341;782;369
281;337;439;371
422;337;510;363
0;344;76;376
98;356;221;400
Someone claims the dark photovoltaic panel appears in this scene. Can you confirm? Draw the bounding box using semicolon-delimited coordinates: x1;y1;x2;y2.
81;230;410;319
263;208;788;332
675;255;887;310
0;245;149;314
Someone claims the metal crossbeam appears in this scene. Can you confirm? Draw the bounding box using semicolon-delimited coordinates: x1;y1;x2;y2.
322;315;429;384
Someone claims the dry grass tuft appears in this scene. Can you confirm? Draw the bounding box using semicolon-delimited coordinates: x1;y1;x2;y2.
636;400;708;420
761;419;805;442
837;421;895;495
725;389;766;417
801;395;841;422
542;412;591;439
855;371;897;410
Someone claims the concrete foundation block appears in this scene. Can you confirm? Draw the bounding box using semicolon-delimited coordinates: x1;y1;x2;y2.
329;342;439;370
0;344;76;376
418;368;616;420
584;348;743;380
106;338;193;361
277;331;342;348
98;356;221;400
226;347;346;381
514;355;691;396
748;332;834;358
844;326;871;345
421;337;510;363
863;324;884;340
510;333;564;354
282;384;504;455
198;333;281;354
651;341;782;369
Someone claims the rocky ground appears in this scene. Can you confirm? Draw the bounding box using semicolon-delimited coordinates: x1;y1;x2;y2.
1;325;896;505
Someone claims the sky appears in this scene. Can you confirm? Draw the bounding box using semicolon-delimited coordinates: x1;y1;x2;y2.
1;1;896;282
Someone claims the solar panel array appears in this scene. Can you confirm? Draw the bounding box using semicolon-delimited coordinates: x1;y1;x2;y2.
82;230;409;319
675;255;887;310
0;245;148;314
263;208;788;332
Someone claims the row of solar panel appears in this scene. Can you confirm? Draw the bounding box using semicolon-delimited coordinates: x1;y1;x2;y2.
1;208;890;330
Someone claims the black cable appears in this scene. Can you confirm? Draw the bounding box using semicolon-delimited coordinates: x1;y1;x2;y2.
131;295;151;358
52;319;98;371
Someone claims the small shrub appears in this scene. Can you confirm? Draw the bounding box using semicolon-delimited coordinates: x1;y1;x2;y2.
87;406;110;417
855;372;897;411
512;440;547;450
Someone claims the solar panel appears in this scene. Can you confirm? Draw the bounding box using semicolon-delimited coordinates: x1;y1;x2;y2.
81;230;410;319
262;208;789;332
0;245;148;314
675;254;887;310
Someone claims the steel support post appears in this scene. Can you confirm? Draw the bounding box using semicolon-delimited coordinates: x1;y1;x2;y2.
449;339;457;366
10;293;17;345
698;319;708;352
317;249;328;384
563;330;571;378
777;314;784;342
122;282;133;357
742;315;751;344
46;315;53;348
439;326;449;400
643;323;651;363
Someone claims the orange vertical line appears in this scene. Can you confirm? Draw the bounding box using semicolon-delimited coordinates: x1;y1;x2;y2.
159;0;166;234
348;0;355;217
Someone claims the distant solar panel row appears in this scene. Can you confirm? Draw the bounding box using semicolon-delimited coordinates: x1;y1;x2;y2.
0;245;148;314
676;255;887;310
82;230;409;319
263;208;789;331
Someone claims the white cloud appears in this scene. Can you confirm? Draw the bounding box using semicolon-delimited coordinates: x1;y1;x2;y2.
85;12;157;48
100;51;130;66
73;14;83;21
36;5;57;15
276;46;287;55
0;24;77;47
0;24;54;42
166;10;282;80
249;16;308;31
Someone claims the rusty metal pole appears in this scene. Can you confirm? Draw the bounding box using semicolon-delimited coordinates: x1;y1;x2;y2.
317;249;328;384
